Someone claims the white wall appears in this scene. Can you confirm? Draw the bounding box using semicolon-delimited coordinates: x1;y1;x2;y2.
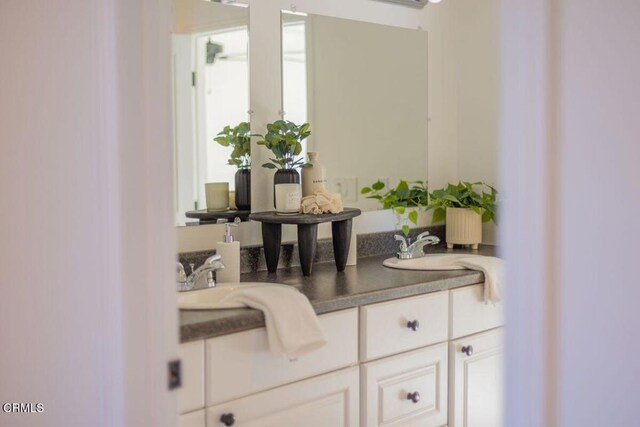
0;1;177;426
453;0;500;186
451;0;500;244
502;0;640;425
305;15;429;212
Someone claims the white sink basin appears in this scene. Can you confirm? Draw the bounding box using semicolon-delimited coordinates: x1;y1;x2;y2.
177;282;291;310
383;253;481;271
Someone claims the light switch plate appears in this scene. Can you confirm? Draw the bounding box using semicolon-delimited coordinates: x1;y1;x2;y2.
335;177;358;202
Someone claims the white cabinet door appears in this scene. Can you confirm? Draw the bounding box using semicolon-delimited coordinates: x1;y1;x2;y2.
178;341;205;414
361;343;448;427
179;409;205;427
449;328;503;427
207;366;359;427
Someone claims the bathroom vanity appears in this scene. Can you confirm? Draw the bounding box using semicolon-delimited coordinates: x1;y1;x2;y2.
171;1;502;424
177;247;503;427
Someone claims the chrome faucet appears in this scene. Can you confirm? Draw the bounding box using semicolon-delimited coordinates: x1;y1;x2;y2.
176;254;225;292
395;231;440;259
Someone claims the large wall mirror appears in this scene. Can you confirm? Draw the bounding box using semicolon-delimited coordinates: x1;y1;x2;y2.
173;2;501;252
172;0;249;225
281;11;429;212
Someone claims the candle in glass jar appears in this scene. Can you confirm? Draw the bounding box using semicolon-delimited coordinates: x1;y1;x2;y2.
275;183;301;214
205;182;229;212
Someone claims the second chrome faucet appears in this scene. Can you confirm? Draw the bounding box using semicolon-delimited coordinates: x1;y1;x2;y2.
395;231;440;259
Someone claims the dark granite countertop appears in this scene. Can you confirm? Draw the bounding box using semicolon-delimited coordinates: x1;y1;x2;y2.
179;245;498;342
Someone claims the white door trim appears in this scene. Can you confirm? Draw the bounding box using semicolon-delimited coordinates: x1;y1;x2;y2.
500;1;558;426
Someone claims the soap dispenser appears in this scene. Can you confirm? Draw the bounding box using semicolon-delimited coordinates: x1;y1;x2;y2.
216;219;240;283
301;151;327;197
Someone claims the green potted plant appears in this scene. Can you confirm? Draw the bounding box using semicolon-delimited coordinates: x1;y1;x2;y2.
426;181;497;249
214;122;252;210
256;120;311;205
361;180;429;236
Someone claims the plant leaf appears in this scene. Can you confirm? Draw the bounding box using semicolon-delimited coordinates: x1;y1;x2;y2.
441;194;461;204
408;210;418;224
396;181;410;199
372;180;385;191
432;207;446;223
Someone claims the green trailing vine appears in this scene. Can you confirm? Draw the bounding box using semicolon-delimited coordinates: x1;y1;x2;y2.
361;180;429;236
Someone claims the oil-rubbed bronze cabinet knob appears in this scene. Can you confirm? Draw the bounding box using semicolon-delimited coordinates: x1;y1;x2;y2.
406;320;420;331
407;391;421;403
461;345;474;356
220;413;235;426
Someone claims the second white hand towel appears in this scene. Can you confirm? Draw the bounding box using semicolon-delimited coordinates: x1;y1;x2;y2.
219;285;327;359
453;256;505;304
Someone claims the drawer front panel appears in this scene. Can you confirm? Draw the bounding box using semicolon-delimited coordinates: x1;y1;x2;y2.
360;291;449;361
207;366;359;427
450;284;503;339
362;343;448;427
178;340;205;414
205;308;358;406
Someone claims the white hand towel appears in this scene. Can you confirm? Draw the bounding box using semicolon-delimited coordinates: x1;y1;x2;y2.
219;285;327;359
453;256;505;304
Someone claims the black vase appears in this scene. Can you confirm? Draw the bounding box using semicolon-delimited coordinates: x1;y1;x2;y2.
234;169;251;211
273;168;300;209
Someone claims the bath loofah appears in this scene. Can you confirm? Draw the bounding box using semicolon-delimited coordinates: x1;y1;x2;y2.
300;188;344;214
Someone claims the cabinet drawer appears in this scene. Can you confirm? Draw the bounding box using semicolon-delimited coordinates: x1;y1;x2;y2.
179;409;205;427
207;366;359;427
360;291;449;361
205;308;358;406
449;284;503;339
361;343;448;427
178;340;205;414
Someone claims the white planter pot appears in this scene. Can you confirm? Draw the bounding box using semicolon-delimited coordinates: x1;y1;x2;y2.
446;207;482;249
